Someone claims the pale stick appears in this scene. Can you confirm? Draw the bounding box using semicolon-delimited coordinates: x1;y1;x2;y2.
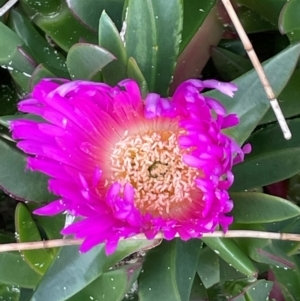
0;0;18;17
221;0;291;140
1;230;300;252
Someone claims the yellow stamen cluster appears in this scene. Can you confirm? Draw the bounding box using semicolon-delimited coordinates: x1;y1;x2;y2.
110;130;201;218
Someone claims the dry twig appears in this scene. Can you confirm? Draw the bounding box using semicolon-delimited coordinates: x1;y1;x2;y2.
1;230;300;252
0;0;18;17
221;0;291;140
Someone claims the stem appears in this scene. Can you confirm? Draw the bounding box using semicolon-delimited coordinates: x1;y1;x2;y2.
1;230;300;252
220;0;291;140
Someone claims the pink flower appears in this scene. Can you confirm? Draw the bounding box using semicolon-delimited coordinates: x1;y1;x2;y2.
11;78;247;254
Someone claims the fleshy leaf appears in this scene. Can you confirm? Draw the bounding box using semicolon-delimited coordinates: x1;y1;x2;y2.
125;0;182;96
231;119;300;190
29;64;56;90
0;139;55;203
30;239;160;301
231;192;300;224
20;1;97;51
8;8;68;77
212;47;252;81
236;0;286;26
202;238;257;278
138;239;202;301
67;0;125;32
66;43;115;80
98;11;127;85
0;252;41;288
15;203;54;274
0;282;20;300
127;57;149;98
67;263;142;301
197;247;220;288
179;0;217;53
279;0;300;34
206;43;300;144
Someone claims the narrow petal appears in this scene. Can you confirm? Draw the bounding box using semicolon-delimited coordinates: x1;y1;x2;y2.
202;80;238;97
33;200;66;215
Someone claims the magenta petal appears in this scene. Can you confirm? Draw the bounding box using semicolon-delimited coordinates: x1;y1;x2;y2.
105;239;119;255
219;215;233;232
242;143;252;154
79;236;105;253
221;114;239;128
144;93;160;118
33;200;66;215
182;154;206;169
11;77;248;254
123;183;134;203
202;80;238;97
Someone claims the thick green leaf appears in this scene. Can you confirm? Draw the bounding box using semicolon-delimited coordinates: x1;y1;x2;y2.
219;258;247;282
8;8;68;77
212;47;252;81
0;21;35;69
125;0;182;96
197;247;220;288
238;6;276;33
9;69;31;93
238;237;295;269
189;275;208;301
15;203;54;275
179;0;216;53
234;223;295;268
271;256;300;301
127;57;149;98
281;9;300;43
138;239;202;301
0;139;55;202
21;1;97;51
206;43;300;145
269;217;300;256
30;239;160;301
231;119;300;191
170;5;223;93
202;238;257;278
259;69;300;124
287;30;300;43
218;39;247;57
66;43;115;80
30;211;65;241
0;252;41;288
0;21;37;92
20;0;61;15
244;280;273;300
236;0;286;26
29;64;56;90
223;280;273;301
233;218;300;259
279;0;300;34
67;263;142;301
0;283;20;300
98;11;127;85
0;21;36;74
20;288;34;301
231;192;300;223
67;0;125;31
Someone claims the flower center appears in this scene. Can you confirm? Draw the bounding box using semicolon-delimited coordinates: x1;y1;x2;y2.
109;130;203;219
